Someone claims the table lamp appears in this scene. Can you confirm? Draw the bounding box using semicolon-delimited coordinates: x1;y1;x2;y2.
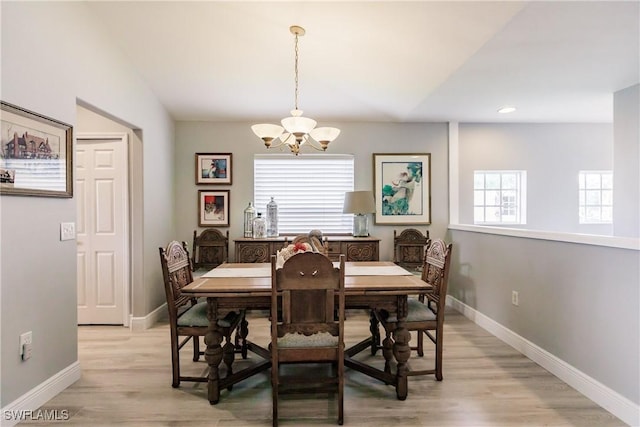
343;191;375;237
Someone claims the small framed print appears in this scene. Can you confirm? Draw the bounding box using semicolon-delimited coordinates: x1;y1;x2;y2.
198;190;230;227
373;153;431;225
195;152;232;185
1;101;73;197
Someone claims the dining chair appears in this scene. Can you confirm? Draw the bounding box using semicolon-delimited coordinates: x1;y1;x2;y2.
393;228;430;273
374;239;453;380
191;229;229;277
159;240;244;388
270;252;346;426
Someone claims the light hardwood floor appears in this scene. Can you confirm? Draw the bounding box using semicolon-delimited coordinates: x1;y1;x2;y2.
25;309;624;426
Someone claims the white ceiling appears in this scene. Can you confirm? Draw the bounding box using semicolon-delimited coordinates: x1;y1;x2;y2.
85;1;639;123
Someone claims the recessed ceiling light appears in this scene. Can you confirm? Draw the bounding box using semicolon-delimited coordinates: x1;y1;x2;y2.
498;106;516;114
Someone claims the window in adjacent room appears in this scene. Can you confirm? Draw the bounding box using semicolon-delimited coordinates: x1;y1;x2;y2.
578;170;613;224
474;170;527;225
254;154;354;234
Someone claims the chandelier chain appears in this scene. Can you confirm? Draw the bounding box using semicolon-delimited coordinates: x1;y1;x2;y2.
294;32;299;111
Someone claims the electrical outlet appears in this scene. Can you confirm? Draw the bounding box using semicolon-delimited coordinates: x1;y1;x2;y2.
20;331;32;360
60;222;76;241
512;290;519;306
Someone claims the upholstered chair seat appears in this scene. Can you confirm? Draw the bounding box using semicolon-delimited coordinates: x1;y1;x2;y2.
177;301;240;328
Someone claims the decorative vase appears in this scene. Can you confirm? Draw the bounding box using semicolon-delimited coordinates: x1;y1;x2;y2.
252;212;267;239
266;197;278;237
244;202;256;238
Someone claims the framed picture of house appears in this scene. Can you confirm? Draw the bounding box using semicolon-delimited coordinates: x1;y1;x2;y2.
198;190;230;227
0;102;73;197
195;152;232;185
373;153;431;225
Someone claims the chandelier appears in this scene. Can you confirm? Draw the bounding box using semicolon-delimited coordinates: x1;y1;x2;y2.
251;25;340;156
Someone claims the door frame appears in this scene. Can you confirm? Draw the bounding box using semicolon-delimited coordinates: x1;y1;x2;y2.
76;132;131;326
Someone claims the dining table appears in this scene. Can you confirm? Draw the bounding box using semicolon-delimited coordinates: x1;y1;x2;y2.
181;260;431;404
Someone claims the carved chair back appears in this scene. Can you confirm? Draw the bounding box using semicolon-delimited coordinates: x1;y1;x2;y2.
192;229;229;272
272;252;344;335
393;228;430;272
159;240;195;319
421;239;453;318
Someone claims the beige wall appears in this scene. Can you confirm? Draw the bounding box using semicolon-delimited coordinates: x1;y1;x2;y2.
175;121;449;261
447;228;639;406
1;2;174;406
458;123;614;234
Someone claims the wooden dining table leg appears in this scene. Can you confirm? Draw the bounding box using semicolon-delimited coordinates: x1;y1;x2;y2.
205;297;224;404
369;310;380;355
392;296;411;400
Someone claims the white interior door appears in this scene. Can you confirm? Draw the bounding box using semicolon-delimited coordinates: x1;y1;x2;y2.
76;135;129;325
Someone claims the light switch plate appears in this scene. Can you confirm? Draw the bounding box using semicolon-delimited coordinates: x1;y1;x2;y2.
60;222;76;241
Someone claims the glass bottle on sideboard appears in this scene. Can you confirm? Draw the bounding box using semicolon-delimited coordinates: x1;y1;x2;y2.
252;212;267;239
266;197;278;237
244;202;256;237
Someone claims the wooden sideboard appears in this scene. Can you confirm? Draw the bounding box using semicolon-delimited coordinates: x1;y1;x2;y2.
234;236;380;263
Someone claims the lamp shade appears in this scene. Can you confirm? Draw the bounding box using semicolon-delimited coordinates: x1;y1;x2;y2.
281;115;317;135
309;127;341;143
251;124;284;140
343;191;375;214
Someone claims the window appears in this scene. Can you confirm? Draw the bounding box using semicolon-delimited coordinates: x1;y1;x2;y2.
579;171;613;224
254;154;354;234
474;170;527;224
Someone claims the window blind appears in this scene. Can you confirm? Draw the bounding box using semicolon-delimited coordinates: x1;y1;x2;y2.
254;154;354;234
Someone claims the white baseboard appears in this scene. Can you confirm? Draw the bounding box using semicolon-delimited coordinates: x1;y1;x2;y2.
1;362;81;427
129;303;166;331
447;296;640;427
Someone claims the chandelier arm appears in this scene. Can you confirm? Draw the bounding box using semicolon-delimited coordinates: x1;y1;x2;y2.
304;139;324;152
265;138;289;149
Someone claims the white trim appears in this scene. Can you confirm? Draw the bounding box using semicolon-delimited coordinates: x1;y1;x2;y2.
0;362;81;427
449;223;639;250
76;132;132;326
130;303;167;332
446;296;640;426
448;122;459;224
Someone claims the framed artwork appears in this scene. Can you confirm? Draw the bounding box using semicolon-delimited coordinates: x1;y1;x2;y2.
198;190;230;227
373;153;431;225
195;152;232;185
1;101;73;197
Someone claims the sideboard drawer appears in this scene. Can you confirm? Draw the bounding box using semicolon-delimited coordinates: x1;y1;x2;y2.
341;241;379;262
234;236;380;263
235;242;272;263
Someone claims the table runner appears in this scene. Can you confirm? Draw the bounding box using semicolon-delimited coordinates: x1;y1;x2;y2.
202;263;413;278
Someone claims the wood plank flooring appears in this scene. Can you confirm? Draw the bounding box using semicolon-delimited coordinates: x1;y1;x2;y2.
24;309;624;426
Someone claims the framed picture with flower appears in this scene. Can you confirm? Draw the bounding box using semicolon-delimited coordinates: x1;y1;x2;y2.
198;190;230;227
195;153;232;185
373;153;431;225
